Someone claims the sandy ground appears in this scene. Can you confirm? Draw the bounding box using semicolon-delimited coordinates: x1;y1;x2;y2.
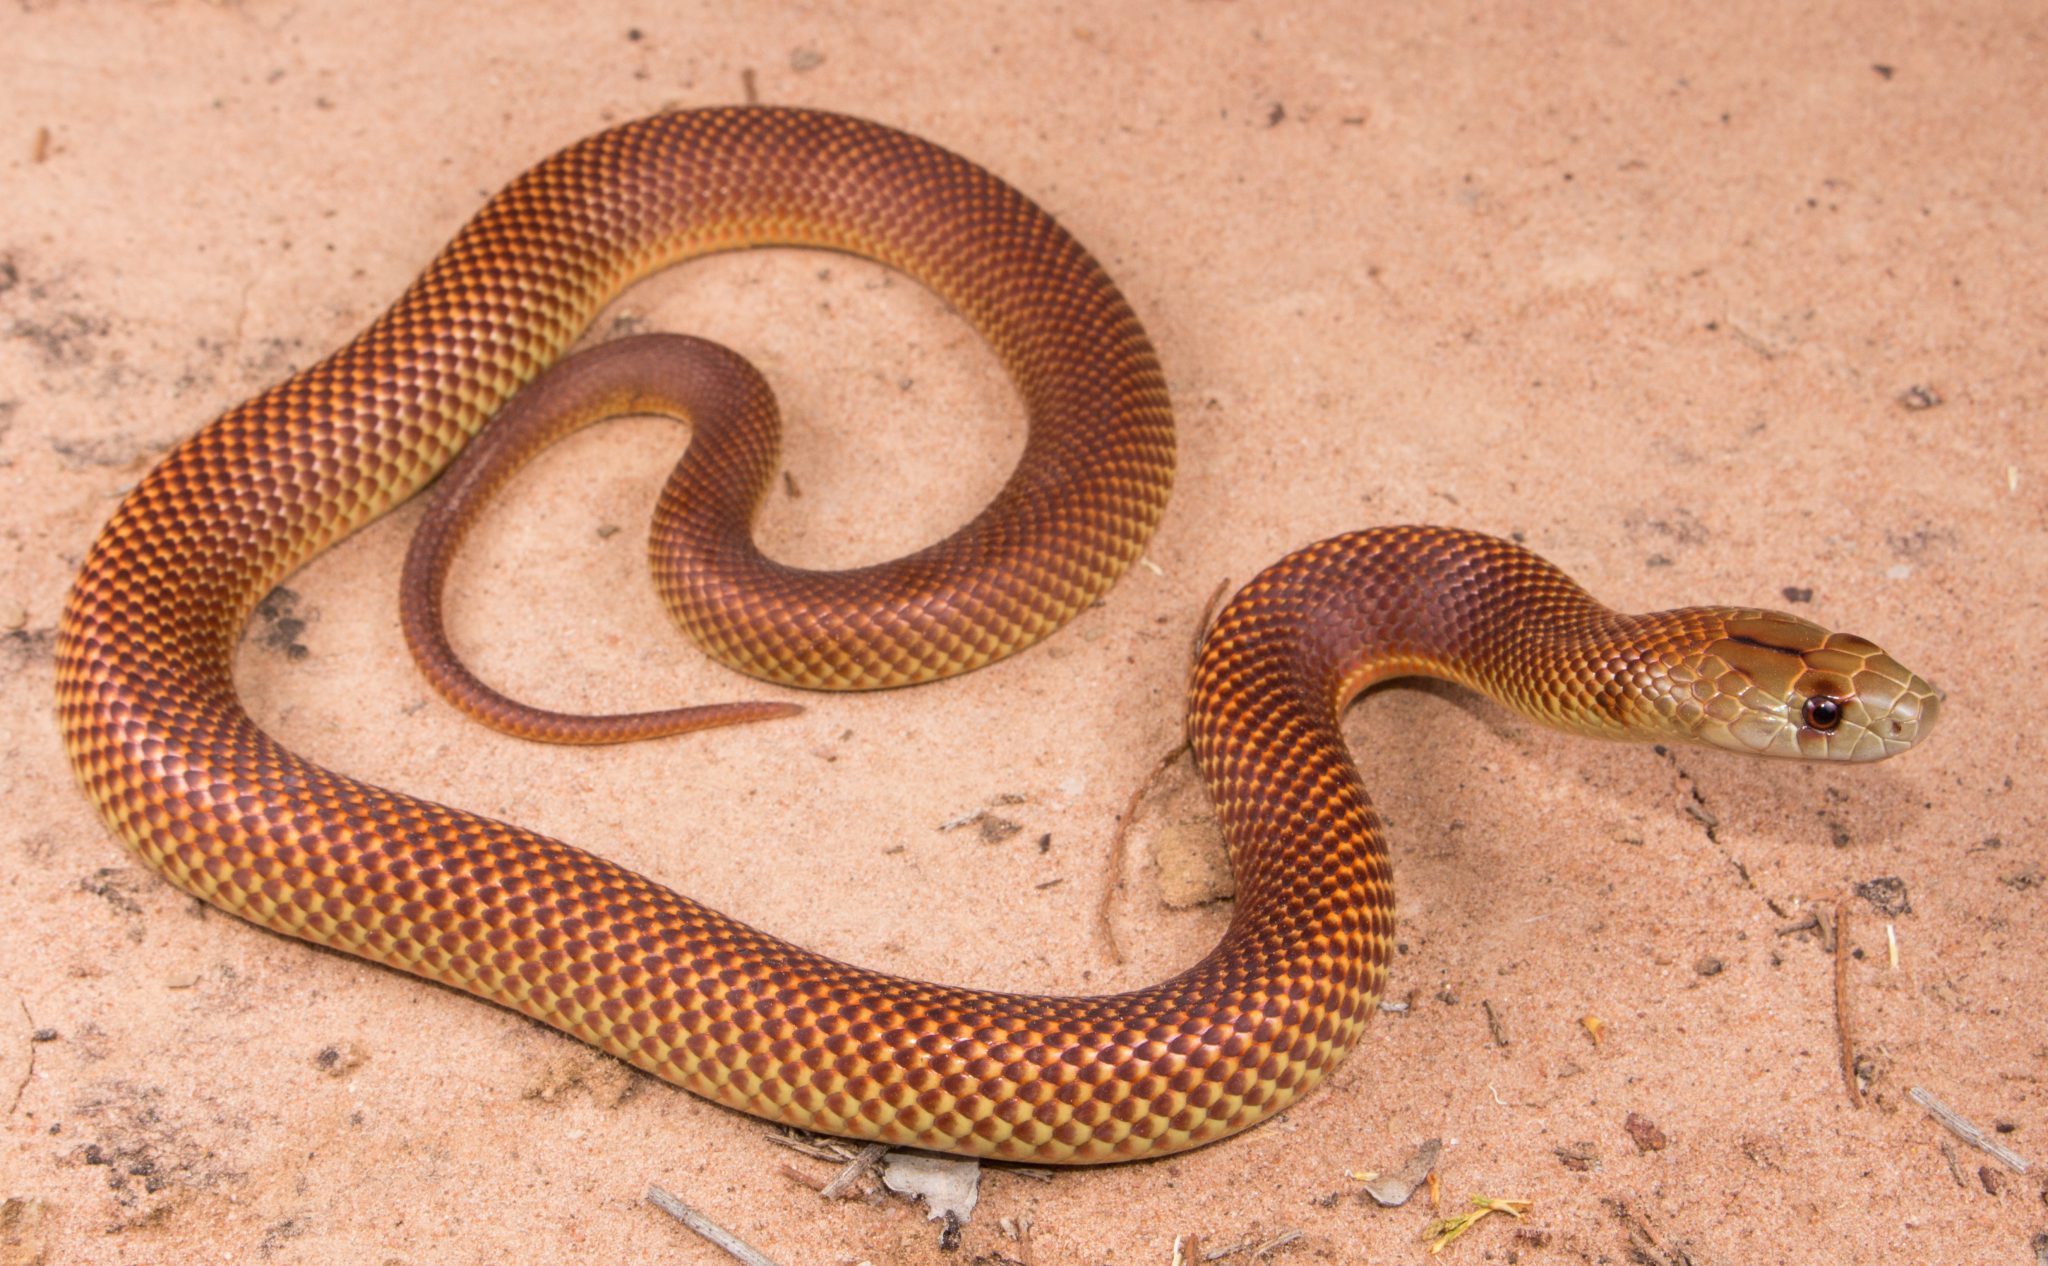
4;2;2044;1263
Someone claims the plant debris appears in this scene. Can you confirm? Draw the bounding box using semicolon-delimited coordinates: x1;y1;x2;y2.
1553;1141;1600;1172
1200;1228;1303;1261
1834;897;1862;1108
1353;1136;1442;1207
817;1141;889;1199
881;1151;981;1233
1909;1086;2031;1174
646;1185;781;1265
1624;1112;1667;1153
940;793;1030;842
1481;1000;1509;1047
1423;1196;1530;1255
1097;737;1192;963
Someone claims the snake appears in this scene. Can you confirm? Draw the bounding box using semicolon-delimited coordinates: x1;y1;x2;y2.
55;105;1942;1165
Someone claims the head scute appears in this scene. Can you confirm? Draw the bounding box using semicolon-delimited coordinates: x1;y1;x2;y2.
1666;610;1940;761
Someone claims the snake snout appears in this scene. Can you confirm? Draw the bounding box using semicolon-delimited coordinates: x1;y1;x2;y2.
1843;654;1942;761
1794;631;1942;762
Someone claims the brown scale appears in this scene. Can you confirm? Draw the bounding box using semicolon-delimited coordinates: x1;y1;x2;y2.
55;108;1939;1164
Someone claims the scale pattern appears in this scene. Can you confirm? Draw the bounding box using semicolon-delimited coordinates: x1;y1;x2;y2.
397;334;816;742
54;108;1938;1164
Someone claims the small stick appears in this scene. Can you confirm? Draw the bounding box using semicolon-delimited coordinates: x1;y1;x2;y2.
1482;999;1509;1048
777;1163;828;1192
1095;737;1190;965
1833;897;1861;1108
763;1131;859;1162
1776;911;1820;938
646;1185;784;1266
1096;577;1233;966
818;1141;889;1199
9;999;38;1116
1908;1087;2031;1174
999;1164;1054;1182
1938;1140;1968;1188
1191;575;1232;663
1203;1229;1304;1262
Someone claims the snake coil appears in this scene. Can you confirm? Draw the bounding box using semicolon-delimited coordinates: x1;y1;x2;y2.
57;107;1938;1163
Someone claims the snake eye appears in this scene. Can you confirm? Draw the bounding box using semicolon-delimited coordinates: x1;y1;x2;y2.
1803;696;1844;732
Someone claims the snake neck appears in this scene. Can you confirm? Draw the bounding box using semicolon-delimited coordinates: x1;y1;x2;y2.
1190;525;1705;912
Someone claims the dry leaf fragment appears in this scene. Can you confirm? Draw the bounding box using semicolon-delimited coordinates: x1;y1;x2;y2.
881;1152;981;1226
1356;1137;1442;1207
1422;1196;1531;1255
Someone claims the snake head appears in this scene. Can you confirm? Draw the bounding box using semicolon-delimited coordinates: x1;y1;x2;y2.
1665;611;1941;762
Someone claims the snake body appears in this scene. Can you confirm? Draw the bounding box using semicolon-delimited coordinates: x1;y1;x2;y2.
56;107;1939;1163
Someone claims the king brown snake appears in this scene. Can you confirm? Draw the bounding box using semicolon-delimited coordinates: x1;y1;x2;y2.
56;106;1940;1163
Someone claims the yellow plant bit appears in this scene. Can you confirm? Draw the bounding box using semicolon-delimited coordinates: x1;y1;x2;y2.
1580;1014;1606;1046
1423;1196;1532;1255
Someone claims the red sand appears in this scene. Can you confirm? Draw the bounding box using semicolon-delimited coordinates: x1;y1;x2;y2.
3;4;2041;1262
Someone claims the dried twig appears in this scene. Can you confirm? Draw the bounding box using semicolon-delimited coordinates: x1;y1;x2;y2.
1091;577;1236;964
1834;897;1861;1108
1191;575;1232;662
1247;1230;1304;1261
1095;737;1189;965
763;1130;861;1162
1776;910;1821;939
9;999;38;1116
818;1141;889;1199
998;1164;1054;1182
1203;1228;1304;1261
1481;999;1509;1048
1937;1140;1968;1187
646;1185;783;1266
777;1163;827;1192
1908;1087;2030;1174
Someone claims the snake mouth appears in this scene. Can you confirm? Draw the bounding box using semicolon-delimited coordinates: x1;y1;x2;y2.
1855;675;1941;759
1716;686;1937;761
